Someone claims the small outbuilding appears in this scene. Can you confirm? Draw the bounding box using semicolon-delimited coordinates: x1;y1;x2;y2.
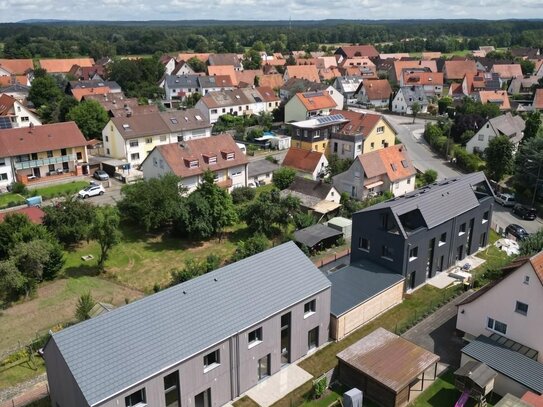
294;223;343;252
454;360;497;406
337;328;440;407
326;217;352;240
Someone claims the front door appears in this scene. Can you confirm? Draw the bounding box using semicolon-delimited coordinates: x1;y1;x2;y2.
456;245;464;261
32;167;41;177
281;313;291;365
409;271;416;290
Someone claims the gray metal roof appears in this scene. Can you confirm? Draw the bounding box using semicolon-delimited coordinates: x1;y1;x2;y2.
294;224;342;248
164;74;200;89
454;360;497;389
357;172;493;231
462;335;543;394
247;159;280;177
325;259;404;317
49;242;330;406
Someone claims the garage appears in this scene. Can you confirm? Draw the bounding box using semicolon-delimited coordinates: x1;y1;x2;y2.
337;328;440;407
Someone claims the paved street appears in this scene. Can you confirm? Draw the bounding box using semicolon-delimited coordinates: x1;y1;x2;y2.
492;203;542;235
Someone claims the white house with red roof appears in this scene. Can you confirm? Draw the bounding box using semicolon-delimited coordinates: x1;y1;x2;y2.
0;94;41;128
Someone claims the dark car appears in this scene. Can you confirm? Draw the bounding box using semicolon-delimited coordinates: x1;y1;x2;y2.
505;224;530;241
512;204;537;221
93;170;109;181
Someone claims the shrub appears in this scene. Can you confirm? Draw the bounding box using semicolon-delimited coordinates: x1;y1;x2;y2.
10;182;27;195
231;186;256;204
313;375;327;399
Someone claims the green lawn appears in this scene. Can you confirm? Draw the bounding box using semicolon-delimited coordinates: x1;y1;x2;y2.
0;192;25;208
29;180;89;200
26;397;51;407
0;357;46;391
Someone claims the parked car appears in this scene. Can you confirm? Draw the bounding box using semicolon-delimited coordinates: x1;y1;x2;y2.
93;170;109;181
512;204;537;220
78;184;105;199
495;193;516;207
505;224;529;241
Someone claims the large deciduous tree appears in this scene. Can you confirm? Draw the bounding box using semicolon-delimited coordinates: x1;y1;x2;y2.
485;135;514;181
43;197;96;245
272;167;296;190
90;206;121;271
66;100;109;139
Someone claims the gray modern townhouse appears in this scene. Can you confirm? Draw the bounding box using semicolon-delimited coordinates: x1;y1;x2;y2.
43;242;331;407
350;172;494;290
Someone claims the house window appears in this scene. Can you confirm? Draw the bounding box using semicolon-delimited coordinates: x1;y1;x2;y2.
459;223;466;235
163;371;180;407
76;152;82;160
478;133;484;141
304;299;316;318
487;318;507;335
203;349;220;372
131;153;140;161
248;327;262;347
482;211;489;223
407;177;411;184
129;141;139;147
439;232;447;246
160;135;167;142
211;109;218;114
226;152;235;160
145;137;152;144
257;354;270;380
106;148;110;155
21;116;29;122
359;237;370;252
515;301;528;316
0;158;5;166
47;150;53;158
125;388;146;407
153;158;158;167
49;164;55;172
381;245;394;260
370;142;375;149
105;136;109;142
189;160;199;168
376;126;385;134
0;173;7;181
409;246;418;261
308;327;319;351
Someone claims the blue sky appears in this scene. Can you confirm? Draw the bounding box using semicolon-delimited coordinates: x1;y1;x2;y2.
1;0;542;22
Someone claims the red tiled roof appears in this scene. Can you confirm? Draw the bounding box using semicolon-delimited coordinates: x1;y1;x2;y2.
0;59;34;75
282;147;324;174
444;60;478;81
319;67;342;81
533;88;543;110
0;93;16;115
208;65;238;85
285;65;320;83
0;75;27;86
338;45;379;59
39;58;95;73
359;144;415;182
295;91;336;111
529;251;543;285
152;133;248;179
363;79;393;101
478;90;511;110
522;391;543;407
330;109;383;138
491;64;523;79
177;53;210;63
234;69;263;87
394;60;437;81
71;86;111;102
0;122;87;156
403;71;444;86
0;207;45;224
259;74;284;89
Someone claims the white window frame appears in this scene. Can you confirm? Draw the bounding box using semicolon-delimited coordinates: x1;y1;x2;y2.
304;299;316;318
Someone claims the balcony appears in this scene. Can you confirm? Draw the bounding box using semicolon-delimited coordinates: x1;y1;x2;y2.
14;154;77;170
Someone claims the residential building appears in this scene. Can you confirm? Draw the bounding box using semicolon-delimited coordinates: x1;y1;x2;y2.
102;109;212;165
67;80;122;101
208;66;238;85
289;113;349;153
0;94;41;128
247;159;279;186
400;70;444;98
208;53;243;70
329;109;397;159
141;133;248;192
334;45;379;63
258;74;284;90
0;83;29;102
198;75;237;95
333;144;416;200
0;59;34;76
281;177;341;215
235;69;263;87
491;64;524;81
195;87;279;124
533;89;543;111
39;58;95;74
350;172;494;290
466;113;525;154
391;86;429;115
284;91;339;123
356;79;393;108
283;65;321;84
83;93;159;118
457;251;543;363
164;74;202;101
282;147;328;180
444;60;478;82
279;78;326;102
44;242;331;407
159;55;177;75
477;90;511;111
68;64;105;81
333;76;363;101
510;47;540;59
171;60;196;76
0;122;89;188
390;60;437;83
318;67;342;83
508;76;540;95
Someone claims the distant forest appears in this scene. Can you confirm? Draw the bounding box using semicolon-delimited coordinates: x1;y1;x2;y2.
1;19;543;59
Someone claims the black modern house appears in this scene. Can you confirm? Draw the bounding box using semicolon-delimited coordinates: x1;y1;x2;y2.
351;172;494;290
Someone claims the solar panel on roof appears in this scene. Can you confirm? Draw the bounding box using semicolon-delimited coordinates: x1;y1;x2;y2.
0;117;13;129
401;160;409;168
315;114;345;124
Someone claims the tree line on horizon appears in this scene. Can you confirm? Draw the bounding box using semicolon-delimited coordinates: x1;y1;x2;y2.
1;20;543;59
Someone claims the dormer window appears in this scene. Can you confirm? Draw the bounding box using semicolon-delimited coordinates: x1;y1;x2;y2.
226;152;235;160
204;154;217;165
188;159;199;168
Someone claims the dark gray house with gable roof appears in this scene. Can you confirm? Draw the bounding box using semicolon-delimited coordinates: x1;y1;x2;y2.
351;172;494;290
44;242;331;407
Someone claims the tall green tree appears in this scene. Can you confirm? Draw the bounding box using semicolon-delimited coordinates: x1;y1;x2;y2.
43;197;96;245
272;167;296;190
523;112;541;142
28;75;62;109
514;135;543;201
485;135;514;181
9;240;53;297
66;100;109;139
411;102;421;123
231;234;270;262
90;206;121;271
520;229;543;256
186;57;206;73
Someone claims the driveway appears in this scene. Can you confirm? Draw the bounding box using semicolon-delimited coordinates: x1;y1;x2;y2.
81;176;123;206
401;290;473;368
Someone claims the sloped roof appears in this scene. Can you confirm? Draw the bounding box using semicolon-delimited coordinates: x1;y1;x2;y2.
199;87;278;109
358;172;492;232
164;74;200;89
492;64;523;79
0;75;27;87
177;53;210;63
0;93;16;115
0;206;45;224
393;60;437;80
198;75;235;88
259;74;284;89
0;59;33;75
316;56;338;69
402;71;444;86
379;53;410;60
282;147;324;173
422;52;442;60
293;224;342;248
71;86;111;102
363;79;393;101
208;53;242;68
39;58;95;73
319;68;342;81
330;109;387;138
529;251;543;285
398;85;429;106
159;109;212;132
522;392;543;407
47;242;331;406
234;69;263;87
247;159;279;178
489;112;525;139
0;122;87;156
444;60;478;80
533;88;543;110
359;144;415;182
335;76;363;93
336;45;379;59
286;65;321;83
150;133;247;178
478;90;511;110
208;65;237;85
294;91;336;111
462;336;543;394
284;177;335;200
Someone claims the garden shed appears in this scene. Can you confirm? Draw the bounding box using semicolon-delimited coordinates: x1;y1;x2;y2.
337;328;440;407
326;217;352;240
293;223;343;252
